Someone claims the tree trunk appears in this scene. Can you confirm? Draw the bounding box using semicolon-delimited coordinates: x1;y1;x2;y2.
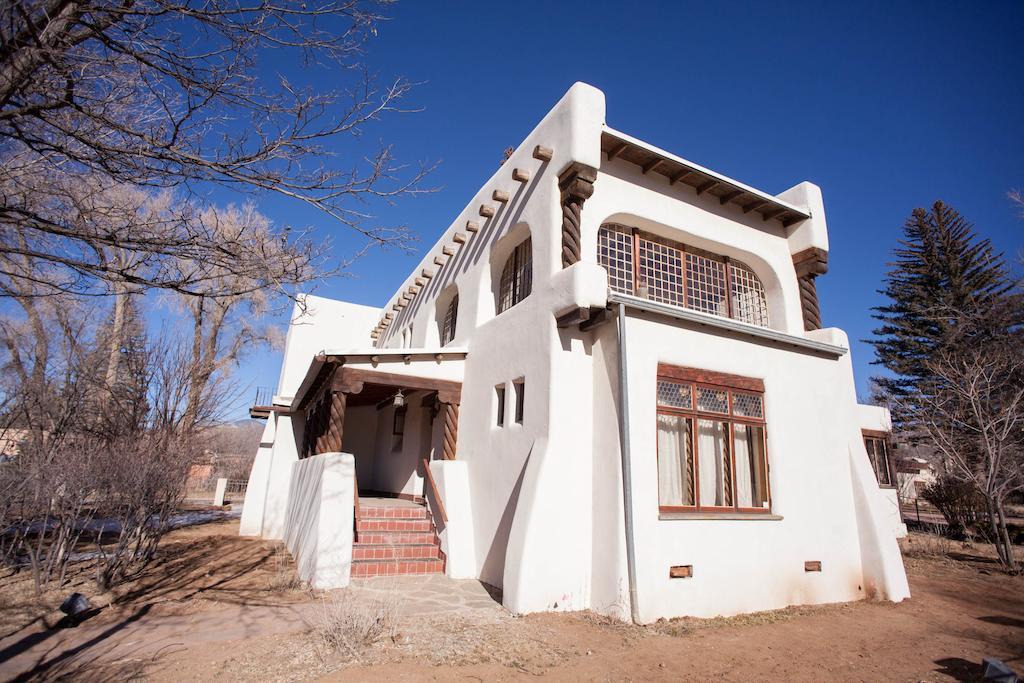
105;284;128;392
995;498;1016;571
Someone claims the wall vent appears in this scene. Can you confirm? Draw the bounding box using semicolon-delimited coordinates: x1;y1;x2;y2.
804;561;822;572
669;565;693;579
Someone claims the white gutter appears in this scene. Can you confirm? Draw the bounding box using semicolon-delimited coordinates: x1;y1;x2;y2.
609;293;847;358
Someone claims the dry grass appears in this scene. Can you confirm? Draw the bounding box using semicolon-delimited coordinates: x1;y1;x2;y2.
311;585;403;663
266;544;306;593
900;526;957;559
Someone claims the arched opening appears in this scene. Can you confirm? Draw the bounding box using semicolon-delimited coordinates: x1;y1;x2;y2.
439;291;459;346
497;236;532;314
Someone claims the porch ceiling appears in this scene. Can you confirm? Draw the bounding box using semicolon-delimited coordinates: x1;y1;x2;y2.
293;357;463;411
601;127;810;229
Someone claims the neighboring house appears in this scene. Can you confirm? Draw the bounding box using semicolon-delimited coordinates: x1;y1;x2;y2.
241;83;910;622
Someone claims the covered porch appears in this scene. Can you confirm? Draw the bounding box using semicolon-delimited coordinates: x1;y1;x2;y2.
291;353;464;553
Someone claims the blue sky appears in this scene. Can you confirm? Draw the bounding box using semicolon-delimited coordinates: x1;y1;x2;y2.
230;1;1024;416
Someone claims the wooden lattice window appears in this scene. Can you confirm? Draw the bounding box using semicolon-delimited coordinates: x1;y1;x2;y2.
498;238;532;314
440;294;458;346
656;364;770;513
597;224;770;328
863;432;893;487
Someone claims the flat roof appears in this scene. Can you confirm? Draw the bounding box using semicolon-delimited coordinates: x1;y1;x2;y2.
601;127;811;228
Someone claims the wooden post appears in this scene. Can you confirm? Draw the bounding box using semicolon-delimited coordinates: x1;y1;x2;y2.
792;247;829;331
441;401;459;461
557;162;598;268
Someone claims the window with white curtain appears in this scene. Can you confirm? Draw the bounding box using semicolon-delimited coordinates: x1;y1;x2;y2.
655;365;770;513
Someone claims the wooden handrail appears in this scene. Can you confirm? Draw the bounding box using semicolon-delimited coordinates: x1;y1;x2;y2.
353;467;360;542
422;458;448;524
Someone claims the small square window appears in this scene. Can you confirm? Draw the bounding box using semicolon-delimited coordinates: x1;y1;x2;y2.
495;385;506;427
513;380;525;424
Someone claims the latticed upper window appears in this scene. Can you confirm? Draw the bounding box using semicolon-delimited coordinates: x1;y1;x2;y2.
685;251;729;317
597;225;634;294
440;294;458;346
498;238;532;314
729;261;770;327
595;223;770;328
639;236;685;307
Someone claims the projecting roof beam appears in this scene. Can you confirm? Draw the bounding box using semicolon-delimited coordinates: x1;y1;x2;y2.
743;199;768;214
453;232;467;244
642;158;664;175
720;189;744;205
465;221;479;232
479;205;495;218
492;190;509;203
533;145;553;161
442;245;455;256
606;142;628;161
421;269;435;279
696;179;719;195
761;207;786;222
669;169;693;185
513;168;530;183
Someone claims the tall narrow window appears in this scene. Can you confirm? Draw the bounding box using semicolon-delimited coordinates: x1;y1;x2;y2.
495;385;506;427
656;366;770;513
863;432;893;487
498;238;532;313
513;379;525;424
440;294;458;346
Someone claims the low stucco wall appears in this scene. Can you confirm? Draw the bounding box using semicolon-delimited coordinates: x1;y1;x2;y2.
429;460;477;579
282;452;355;589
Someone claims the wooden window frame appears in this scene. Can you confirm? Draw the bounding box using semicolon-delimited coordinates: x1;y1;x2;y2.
861;429;894;489
495;384;506;427
497;238;532;314
513;379;525;424
597;224;770;328
440;293;459;346
655;364;772;515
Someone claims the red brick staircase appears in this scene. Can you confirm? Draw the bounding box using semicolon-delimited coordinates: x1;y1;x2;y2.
351;501;445;577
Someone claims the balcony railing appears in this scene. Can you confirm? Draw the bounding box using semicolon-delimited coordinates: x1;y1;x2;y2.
250;385;275;419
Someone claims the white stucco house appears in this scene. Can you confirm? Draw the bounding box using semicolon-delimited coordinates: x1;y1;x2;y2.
241;82;910;623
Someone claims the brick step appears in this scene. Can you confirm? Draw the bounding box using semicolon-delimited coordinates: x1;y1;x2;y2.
351;558;445;578
357;518;433;533
356;531;438;545
359;505;428;520
352;543;442;561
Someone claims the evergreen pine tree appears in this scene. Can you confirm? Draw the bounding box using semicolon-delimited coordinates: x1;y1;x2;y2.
870;201;1014;427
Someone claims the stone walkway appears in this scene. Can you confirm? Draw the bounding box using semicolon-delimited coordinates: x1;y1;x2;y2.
349;574;503;617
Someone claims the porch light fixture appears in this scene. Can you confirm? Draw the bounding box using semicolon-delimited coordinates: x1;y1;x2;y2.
392;390;405;408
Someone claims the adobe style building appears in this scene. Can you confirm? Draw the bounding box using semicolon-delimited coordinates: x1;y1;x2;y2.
241;83;910;623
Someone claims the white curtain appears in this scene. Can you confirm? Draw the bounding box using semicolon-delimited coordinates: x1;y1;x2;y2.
697;419;728;506
657;414;691;506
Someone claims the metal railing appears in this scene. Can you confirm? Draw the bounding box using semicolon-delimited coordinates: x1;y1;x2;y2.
253;385;274;407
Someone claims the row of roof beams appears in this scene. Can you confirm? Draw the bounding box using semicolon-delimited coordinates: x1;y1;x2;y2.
371;145;554;341
601;127;811;228
373;129;811;340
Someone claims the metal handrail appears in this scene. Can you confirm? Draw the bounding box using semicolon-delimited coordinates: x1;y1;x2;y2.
422;458;448;524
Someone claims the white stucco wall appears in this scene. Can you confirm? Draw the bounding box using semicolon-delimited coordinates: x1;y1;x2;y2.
430;460;477;579
277;295;381;401
242;81;910;622
281;451;355;589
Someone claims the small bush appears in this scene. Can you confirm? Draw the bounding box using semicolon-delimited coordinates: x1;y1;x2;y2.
312;587;402;662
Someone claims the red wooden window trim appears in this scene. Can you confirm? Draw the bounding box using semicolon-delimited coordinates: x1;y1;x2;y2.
656;365;771;515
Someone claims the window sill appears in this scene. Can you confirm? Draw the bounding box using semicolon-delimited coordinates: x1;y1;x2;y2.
659;511;784;521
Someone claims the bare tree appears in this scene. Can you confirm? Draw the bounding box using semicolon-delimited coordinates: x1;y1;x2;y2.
896;314;1024;570
0;1;430;299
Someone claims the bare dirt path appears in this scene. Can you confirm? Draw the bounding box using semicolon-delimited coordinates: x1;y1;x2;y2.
1;521;1021;682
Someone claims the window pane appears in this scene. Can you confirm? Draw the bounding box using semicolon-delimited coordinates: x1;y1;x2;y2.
498;238;532;313
598;225;634;294
657;380;692;409
441;294;458;345
729;261;770;328
657;414;694;507
696;387;728;414
734;424;769;508
732;392;763;419
696;419;732;507
638;236;684;306
685;251;729;317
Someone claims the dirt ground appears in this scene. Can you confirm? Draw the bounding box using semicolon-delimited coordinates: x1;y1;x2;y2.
1;521;1022;682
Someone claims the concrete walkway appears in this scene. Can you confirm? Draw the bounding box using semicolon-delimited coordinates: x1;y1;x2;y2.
349;574;502;617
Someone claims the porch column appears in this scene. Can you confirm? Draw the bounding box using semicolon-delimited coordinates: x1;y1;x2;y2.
439;394;460;461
